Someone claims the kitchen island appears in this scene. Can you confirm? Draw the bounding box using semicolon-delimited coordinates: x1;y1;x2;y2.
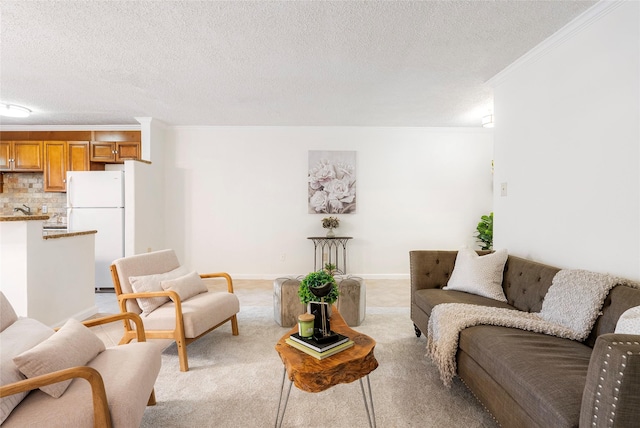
0;215;98;326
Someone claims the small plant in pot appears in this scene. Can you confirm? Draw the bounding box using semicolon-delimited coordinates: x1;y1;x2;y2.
298;270;339;341
298;270;339;306
321;216;340;238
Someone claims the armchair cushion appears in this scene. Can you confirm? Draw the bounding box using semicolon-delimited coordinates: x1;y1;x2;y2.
0;318;54;424
142;291;240;338
3;341;161;428
161;271;208;301
112;249;182;314
129;265;189;315
13;319;105;398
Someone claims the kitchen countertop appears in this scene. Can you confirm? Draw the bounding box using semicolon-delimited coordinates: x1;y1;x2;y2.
0;215;50;221
0;215;96;239
42;230;97;240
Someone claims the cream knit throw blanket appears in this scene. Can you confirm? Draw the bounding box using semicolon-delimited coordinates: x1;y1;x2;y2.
427;269;637;387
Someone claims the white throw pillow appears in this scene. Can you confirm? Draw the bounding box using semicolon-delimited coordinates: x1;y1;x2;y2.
443;248;508;302
129;266;189;315
13;318;106;398
615;305;640;334
161;271;208;301
0;318;54;424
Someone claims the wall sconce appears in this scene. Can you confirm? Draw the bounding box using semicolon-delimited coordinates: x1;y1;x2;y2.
482;114;494;128
0;103;31;118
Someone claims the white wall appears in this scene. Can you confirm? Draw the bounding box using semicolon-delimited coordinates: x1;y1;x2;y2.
125;118;167;256
492;1;640;280
163;127;493;278
0;220;97;326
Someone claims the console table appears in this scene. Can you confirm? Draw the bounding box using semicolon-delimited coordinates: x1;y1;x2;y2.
307;236;352;274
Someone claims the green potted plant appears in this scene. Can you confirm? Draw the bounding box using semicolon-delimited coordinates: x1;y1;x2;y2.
298;270;340;339
475;212;493;250
298;270;339;306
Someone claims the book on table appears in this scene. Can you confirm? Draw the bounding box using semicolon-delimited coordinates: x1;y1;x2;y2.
289;332;350;353
285;338;355;360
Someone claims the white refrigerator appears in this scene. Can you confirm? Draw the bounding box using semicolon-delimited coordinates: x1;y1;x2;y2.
67;171;124;290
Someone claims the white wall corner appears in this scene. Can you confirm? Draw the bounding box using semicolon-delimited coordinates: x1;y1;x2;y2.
486;0;627;87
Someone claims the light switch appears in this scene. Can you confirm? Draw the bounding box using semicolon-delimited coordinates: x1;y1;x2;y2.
500;182;508;197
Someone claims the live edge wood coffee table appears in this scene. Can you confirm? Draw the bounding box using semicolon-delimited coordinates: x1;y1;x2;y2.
274;307;378;428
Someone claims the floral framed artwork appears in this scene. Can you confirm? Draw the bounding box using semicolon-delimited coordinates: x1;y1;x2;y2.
308;150;356;214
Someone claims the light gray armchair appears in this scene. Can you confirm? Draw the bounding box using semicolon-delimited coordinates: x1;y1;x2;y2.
110;249;240;372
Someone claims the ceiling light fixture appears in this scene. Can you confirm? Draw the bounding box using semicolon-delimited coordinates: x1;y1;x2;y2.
0;103;32;118
482;114;494;128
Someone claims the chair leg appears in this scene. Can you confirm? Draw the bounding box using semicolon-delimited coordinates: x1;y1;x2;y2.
147;389;156;406
176;334;189;372
231;314;239;336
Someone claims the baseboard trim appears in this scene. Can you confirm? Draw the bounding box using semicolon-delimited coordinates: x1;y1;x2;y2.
231;273;410;280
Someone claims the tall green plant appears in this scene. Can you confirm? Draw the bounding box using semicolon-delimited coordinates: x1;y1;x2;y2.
475;212;493;250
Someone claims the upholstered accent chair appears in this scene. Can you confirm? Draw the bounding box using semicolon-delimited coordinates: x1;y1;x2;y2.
110;249;240;372
0;290;160;427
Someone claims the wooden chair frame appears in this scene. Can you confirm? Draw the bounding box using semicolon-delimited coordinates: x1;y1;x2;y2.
110;267;239;372
0;312;156;428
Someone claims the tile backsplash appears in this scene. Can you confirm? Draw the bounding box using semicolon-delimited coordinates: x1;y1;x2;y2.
0;173;67;219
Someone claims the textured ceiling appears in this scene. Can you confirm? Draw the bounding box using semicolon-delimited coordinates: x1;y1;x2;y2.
0;0;597;127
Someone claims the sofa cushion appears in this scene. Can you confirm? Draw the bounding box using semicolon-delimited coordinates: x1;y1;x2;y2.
459;325;591;428
501;256;559;312
414;288;515;317
0;292;18;333
161;271;208;302
2;342;161;428
444;248;508;302
0;318;55;424
129;265;189;315
13;318;106;398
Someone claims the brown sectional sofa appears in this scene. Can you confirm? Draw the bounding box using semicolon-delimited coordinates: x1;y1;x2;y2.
410;250;640;428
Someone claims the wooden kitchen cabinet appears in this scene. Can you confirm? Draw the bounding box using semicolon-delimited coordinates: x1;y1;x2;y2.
68;141;90;171
43;140;90;192
44;141;66;192
0;142;9;170
90;141;140;162
0;141;43;171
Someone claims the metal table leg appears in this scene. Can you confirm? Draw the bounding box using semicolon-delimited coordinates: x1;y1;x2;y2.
275;368;293;428
359;375;376;428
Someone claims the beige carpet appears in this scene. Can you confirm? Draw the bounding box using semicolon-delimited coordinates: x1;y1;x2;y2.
138;306;498;428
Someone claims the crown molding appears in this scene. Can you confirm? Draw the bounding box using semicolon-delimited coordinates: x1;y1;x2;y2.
0;124;141;131
487;0;626;87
